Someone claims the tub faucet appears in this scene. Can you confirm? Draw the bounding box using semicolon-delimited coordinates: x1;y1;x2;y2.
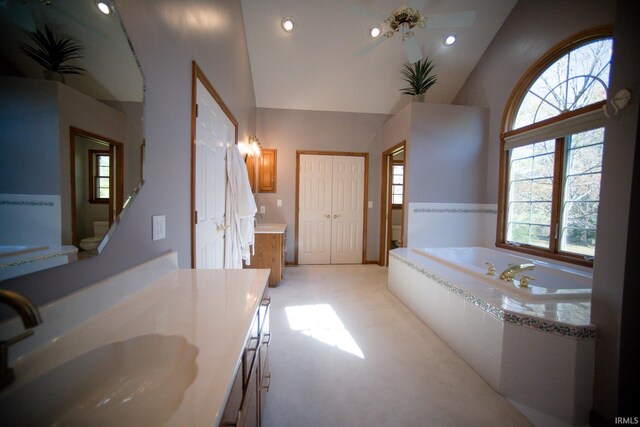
498;263;535;282
0;290;42;390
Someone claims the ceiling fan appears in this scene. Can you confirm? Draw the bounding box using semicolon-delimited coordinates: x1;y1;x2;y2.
351;0;475;63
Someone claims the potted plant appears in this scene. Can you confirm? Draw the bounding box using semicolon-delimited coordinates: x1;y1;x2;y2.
399;57;437;102
19;24;85;83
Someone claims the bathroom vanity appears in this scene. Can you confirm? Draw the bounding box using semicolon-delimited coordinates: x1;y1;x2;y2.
247;223;287;287
0;253;271;425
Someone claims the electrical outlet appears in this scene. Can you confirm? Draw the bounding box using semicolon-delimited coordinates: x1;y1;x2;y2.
260;206;266;214
368;201;373;209
152;215;166;241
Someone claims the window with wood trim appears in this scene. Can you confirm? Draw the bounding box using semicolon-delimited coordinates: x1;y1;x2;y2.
498;29;612;265
89;150;110;204
391;163;404;207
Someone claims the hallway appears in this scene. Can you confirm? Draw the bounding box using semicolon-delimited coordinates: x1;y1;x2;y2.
262;264;531;426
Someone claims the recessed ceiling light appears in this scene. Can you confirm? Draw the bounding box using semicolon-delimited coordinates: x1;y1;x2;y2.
96;1;113;15
369;24;382;39
281;17;295;32
444;33;457;46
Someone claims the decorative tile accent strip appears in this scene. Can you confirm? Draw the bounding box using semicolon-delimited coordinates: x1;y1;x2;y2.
389;251;596;339
0;248;77;270
412;208;498;214
0;200;55;207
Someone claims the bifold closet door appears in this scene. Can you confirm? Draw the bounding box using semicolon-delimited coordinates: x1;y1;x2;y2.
298;154;364;265
331;155;364;264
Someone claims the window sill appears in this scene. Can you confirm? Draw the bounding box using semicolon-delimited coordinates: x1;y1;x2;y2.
495;242;593;268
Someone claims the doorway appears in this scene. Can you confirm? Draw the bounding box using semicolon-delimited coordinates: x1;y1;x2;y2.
295;151;368;265
69;127;123;249
191;62;237;269
380;141;406;266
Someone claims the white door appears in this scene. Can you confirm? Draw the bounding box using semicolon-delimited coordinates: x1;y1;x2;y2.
331;156;364;264
195;79;231;268
298;155;333;264
298;154;364;265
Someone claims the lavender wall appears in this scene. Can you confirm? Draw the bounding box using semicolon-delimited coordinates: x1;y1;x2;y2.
1;0;257;314
255;108;389;263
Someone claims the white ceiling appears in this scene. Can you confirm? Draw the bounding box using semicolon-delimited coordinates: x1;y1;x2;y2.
241;0;517;115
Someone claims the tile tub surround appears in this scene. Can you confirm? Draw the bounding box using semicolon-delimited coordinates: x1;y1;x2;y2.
0;253;271;425
388;249;595;426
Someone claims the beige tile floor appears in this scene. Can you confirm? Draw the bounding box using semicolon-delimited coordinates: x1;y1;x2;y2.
261;264;532;427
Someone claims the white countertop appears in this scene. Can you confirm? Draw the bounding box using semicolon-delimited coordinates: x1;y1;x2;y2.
255;223;287;234
2;268;270;426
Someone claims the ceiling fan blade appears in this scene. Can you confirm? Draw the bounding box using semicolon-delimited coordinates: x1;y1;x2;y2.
354;36;389;57
404;37;422;64
426;11;476;29
409;0;427;12
347;4;388;22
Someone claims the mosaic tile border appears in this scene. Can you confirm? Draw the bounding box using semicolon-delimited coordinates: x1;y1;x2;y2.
389;251;596;339
0;200;55;207
412;208;498;214
0;247;78;271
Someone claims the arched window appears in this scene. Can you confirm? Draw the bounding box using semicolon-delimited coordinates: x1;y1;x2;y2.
498;27;613;265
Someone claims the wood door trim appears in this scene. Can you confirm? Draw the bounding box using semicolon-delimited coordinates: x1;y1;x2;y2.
294;150;369;265
191;61;238;268
379;141;406;266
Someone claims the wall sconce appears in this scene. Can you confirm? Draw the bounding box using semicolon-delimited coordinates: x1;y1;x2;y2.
239;136;262;160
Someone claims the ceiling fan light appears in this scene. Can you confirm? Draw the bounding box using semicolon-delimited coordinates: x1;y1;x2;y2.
444;33;457;46
281;17;295;32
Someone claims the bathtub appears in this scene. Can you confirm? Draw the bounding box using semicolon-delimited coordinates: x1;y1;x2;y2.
388;247;594;426
413;247;592;301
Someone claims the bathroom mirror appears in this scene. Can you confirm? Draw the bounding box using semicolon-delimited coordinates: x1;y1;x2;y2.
0;0;144;280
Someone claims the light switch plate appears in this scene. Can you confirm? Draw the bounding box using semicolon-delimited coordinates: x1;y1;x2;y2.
152;215;166;241
277;199;282;207
368;201;373;209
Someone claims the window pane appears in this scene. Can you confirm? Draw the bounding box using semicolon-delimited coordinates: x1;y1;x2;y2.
559;128;604;256
98;155;110;167
392;194;403;205
513;38;612;129
392;174;403;185
506;141;555;248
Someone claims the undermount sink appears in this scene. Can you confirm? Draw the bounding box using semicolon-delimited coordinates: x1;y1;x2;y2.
0;334;199;426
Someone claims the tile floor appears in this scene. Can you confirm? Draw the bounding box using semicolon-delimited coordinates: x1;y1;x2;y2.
262;264;532;427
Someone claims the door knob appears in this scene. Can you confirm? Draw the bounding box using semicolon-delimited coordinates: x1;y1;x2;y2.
333;214;340;219
324;214;331;219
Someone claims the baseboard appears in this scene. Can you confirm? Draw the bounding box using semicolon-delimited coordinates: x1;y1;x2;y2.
364;260;381;265
285;262;297;266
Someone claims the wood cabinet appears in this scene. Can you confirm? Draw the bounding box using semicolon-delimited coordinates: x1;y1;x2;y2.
220;287;271;427
247;225;286;287
258;148;276;193
246;155;256;193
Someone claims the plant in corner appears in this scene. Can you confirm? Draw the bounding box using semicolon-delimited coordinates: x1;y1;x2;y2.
399;57;437;102
19;24;85;82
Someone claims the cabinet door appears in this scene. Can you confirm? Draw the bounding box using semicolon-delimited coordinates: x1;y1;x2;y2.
258;148;277;193
238;358;259;427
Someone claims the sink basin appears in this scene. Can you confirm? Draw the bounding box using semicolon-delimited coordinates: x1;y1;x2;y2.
0;334;198;426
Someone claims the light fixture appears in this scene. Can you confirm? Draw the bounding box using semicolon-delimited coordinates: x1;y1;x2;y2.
240;136;262;159
96;1;113;15
384;7;426;41
369;24;382;39
281;17;295;33
444;33;457;46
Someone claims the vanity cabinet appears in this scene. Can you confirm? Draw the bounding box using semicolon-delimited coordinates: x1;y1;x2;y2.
247;224;287;287
220;287;271;427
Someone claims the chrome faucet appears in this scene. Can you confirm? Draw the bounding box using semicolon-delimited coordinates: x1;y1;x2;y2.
498;263;535;282
0;290;42;389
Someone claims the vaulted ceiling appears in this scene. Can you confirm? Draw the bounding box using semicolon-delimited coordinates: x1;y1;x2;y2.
241;0;517;115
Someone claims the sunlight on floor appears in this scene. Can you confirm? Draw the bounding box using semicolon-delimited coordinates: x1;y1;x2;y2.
285;304;365;359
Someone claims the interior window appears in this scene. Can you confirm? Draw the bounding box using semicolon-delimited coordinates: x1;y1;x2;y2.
89;150;110;203
391;163;404;206
499;31;612;264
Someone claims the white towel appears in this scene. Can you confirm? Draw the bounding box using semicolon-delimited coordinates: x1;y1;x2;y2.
224;145;257;268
